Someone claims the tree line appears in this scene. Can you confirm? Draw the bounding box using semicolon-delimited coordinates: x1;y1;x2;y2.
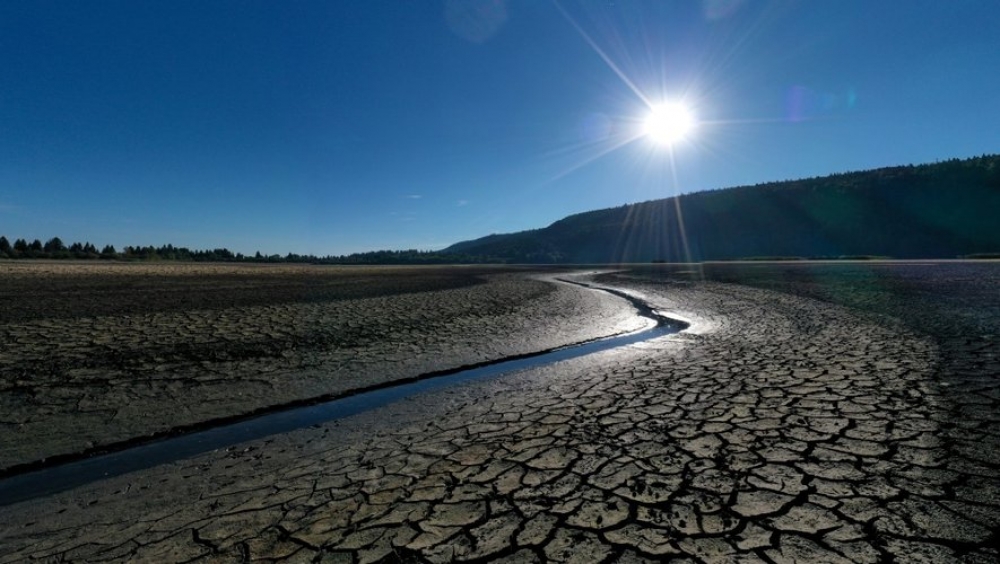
443;153;1000;262
0;236;497;265
0;237;238;261
13;154;994;266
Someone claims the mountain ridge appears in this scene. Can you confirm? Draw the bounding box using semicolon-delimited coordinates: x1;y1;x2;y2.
443;154;1000;263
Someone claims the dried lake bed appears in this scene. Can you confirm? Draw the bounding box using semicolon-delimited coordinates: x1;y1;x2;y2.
1;261;998;562
0;263;644;472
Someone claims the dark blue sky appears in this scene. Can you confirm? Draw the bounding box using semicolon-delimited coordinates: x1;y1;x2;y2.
2;1;997;255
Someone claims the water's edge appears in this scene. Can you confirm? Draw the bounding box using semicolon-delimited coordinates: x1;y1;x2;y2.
0;278;687;507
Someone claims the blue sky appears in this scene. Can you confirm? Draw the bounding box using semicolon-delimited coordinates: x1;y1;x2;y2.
2;1;998;256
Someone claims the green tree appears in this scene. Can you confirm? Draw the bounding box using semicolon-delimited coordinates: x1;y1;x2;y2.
0;236;10;256
44;237;66;253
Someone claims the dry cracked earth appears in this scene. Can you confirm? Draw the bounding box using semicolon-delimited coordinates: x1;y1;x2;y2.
1;262;998;563
0;263;641;471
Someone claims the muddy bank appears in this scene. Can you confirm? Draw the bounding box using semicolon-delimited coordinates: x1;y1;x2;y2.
0;264;643;472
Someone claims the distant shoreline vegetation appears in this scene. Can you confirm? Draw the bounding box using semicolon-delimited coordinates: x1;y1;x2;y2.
736;255;892;261
442;154;1000;263
0;237;997;265
3;153;999;265
0;239;498;265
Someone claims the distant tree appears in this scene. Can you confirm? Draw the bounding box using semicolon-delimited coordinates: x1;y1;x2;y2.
14;238;29;253
44;237;66;253
0;236;10;256
157;244;176;260
73;243;93;258
202;248;236;261
21;239;43;258
100;244;117;259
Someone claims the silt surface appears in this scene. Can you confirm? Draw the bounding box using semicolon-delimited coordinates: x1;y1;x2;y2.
0;263;642;472
1;262;998;562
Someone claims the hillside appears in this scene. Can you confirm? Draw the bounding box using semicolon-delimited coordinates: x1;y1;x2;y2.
444;155;1000;263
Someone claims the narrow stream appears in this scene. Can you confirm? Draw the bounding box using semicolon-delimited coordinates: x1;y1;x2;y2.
0;282;686;507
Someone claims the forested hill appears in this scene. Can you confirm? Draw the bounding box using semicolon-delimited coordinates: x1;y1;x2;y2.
444;154;1000;263
4;155;997;265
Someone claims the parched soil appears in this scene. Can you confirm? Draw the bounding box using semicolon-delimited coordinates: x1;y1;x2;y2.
0;262;997;562
0;263;645;472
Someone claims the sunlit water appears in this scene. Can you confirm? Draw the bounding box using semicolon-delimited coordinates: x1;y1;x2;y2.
0;300;685;506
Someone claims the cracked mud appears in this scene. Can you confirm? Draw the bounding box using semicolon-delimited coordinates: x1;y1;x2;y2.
0;264;641;472
1;263;998;563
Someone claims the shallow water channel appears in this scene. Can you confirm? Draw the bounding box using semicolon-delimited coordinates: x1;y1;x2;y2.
0;283;686;506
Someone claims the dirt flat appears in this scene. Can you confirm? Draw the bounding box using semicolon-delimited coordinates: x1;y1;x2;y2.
1;263;996;562
0;263;644;472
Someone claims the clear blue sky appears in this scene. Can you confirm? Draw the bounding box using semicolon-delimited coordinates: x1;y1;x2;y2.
2;1;998;256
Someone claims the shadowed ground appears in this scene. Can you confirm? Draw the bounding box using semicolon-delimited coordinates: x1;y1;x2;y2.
0;263;644;472
0;263;997;562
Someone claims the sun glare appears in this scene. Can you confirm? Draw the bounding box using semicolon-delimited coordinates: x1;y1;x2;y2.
644;103;695;146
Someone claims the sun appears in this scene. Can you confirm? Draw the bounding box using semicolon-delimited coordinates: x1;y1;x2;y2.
643;102;695;146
